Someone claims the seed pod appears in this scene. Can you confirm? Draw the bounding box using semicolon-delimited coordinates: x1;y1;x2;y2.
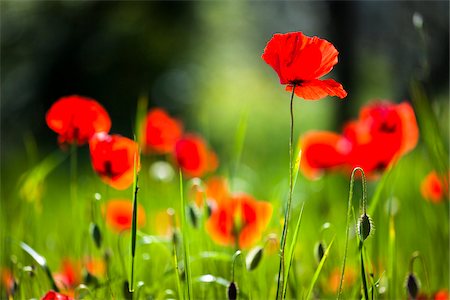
357;213;373;241
188;204;198;228
314;241;325;263
246;246;264;271
406;273;420;299
227;281;238;300
89;222;102;249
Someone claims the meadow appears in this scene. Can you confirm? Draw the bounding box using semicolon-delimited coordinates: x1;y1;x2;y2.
1;2;449;300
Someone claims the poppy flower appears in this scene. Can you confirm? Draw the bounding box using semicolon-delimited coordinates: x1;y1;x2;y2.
343;101;419;174
46;95;111;145
300;131;351;179
53;259;81;292
190;176;230;208
142;108;183;154
41;291;74;300
89;132;140;190
327;266;356;293
1;268;15;297
205;193;272;249
434;289;449;300
262;31;347;100
105;199;146;232
420;171;449;203
174;134;218;178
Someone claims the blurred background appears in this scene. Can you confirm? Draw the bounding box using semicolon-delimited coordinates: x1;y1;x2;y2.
1;1;449;203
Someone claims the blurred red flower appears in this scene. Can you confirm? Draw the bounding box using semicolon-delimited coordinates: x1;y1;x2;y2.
1;268;15;297
46;95;111;145
343;101;419;174
300;101;419;179
41;291;73;300
53;259;81;292
300;131;351;179
420;171;449;203
206;193;272;249
262;32;347;100
89;132;140;190
434;289;449;300
142;108;183;154
105;199;146;232
174;134;218;178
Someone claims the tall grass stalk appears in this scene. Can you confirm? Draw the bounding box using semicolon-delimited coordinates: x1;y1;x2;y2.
282;201;304;299
276;84;296;300
179;171;193;300
129;152;139;293
305;237;335;300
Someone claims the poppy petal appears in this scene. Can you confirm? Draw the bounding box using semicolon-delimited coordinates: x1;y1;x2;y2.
286;79;347;100
300;131;351;179
105;199;146;232
396;102;419;155
143;108;183;154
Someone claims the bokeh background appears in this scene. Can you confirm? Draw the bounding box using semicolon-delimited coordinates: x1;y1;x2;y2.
2;1;448;189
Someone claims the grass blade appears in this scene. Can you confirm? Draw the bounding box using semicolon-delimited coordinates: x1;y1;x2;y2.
179;170;192;300
129;151;139;293
305;236;335;300
282;201;305;299
134;94;149;147
20;242;59;292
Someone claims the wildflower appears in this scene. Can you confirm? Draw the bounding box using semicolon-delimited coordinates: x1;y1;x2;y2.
105;199;146;232
174;134;218;178
434;289;449;300
327;266;356;293
206;194;272;249
41;290;74;300
262;31;347;100
300;131;351;179
53;259;81;292
420;170;449;203
142;108;183;154
89;132;139;190
1;268;15;297
46;95;111;145
344;101;418;174
190;176;230;209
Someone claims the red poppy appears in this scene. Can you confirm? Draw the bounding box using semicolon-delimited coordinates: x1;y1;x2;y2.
205;193;272;249
300;131;351;179
174;134;218;178
41;291;73;300
105;199;146;232
343;101;419;174
262;32;347;100
89;132;140;190
1;268;15;297
53;259;81;292
142;108;183;154
420;171;449;203
434;289;449;300
46;95;111;145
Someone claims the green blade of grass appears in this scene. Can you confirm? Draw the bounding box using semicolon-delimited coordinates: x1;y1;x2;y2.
292;148;302;191
134;94;149;147
387;203;396;299
282;201;305;299
305;236;335;300
129;151;139;293
20;242;59;292
179;170;192;300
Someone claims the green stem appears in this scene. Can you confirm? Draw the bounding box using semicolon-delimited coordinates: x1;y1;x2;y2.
338;167;366;299
276;84;296;300
360;242;370;300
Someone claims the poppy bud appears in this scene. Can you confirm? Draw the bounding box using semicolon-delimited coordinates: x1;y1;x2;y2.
314;241;325;263
89;222;102;249
357;213;373;241
123;280;133;300
227;281;238;300
246;246;264;271
405;273;420;299
188;204;199;228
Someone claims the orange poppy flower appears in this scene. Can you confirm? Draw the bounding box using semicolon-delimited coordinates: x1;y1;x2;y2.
1;268;15;297
174;134;218;178
190;176;230;208
53;259;81;292
262;32;347;100
46;95;111;145
105;199;146;232
142;108;183;154
327;266;356;293
300;131;351;179
343;101;419;174
434;289;449;300
420;171;449;203
205;193;272;249
41;291;74;300
89;132;140;190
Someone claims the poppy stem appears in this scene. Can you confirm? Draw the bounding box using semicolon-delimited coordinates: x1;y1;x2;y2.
276;84;296;300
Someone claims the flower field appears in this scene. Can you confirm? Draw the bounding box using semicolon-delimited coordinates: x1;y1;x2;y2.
1;2;449;300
